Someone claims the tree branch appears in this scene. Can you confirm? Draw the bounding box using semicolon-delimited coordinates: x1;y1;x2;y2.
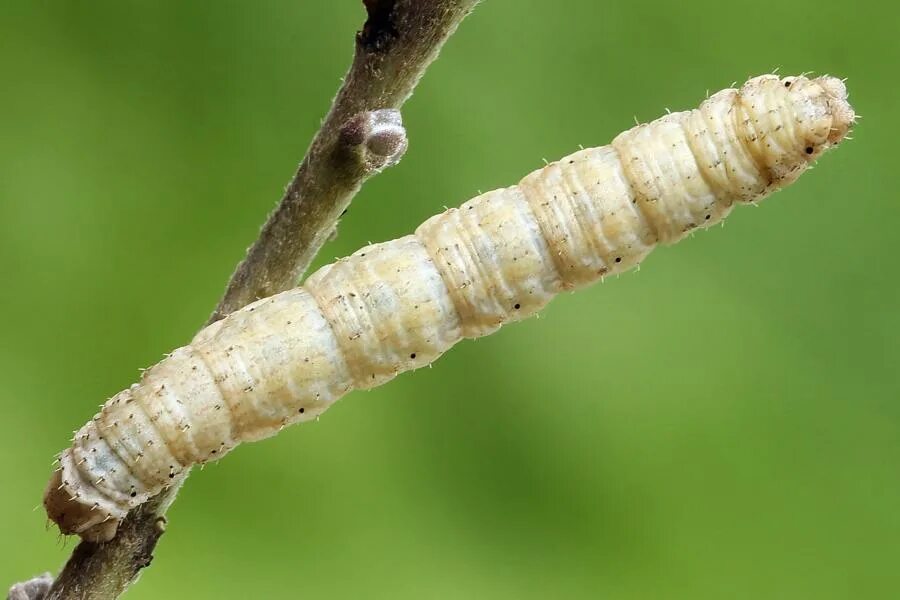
13;2;481;599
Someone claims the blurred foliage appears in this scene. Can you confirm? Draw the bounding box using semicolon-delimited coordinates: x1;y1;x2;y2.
1;1;898;598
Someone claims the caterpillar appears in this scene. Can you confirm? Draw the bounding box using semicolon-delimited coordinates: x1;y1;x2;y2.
45;74;855;542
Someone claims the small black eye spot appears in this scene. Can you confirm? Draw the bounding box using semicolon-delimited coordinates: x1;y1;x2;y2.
130;491;137;498
805;146;814;154
298;407;305;414
615;257;622;263
410;353;416;359
513;303;521;310
784;80;792;87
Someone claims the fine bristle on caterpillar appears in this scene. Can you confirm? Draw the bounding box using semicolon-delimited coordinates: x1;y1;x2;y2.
45;74;855;541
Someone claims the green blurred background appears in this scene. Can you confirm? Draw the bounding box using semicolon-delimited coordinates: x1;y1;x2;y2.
2;1;898;598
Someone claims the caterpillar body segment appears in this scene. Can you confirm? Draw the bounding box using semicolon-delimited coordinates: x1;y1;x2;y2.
45;74;855;541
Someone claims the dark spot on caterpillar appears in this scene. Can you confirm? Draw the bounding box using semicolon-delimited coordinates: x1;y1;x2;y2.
784;80;792;87
410;353;416;359
168;473;175;478
705;215;711;220
130;491;137;498
514;303;521;310
805;146;814;154
615;257;622;263
298;407;305;414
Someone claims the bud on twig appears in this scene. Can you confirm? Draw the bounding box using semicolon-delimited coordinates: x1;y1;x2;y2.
7;574;52;600
340;109;408;172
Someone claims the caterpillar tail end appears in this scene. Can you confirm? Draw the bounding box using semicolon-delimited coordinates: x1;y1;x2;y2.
43;460;122;543
815;75;855;145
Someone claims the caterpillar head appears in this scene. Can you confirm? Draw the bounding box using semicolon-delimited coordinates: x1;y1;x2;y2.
738;74;855;185
812;75;855;145
44;455;123;542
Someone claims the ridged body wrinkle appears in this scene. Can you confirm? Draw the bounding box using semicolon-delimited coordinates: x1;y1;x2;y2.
45;74;854;541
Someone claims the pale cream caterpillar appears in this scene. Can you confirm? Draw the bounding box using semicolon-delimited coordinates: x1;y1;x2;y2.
45;74;855;541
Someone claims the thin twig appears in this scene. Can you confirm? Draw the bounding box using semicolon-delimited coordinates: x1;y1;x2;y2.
22;2;481;599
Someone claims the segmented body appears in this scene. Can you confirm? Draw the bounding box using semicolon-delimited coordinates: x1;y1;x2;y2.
45;74;855;541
